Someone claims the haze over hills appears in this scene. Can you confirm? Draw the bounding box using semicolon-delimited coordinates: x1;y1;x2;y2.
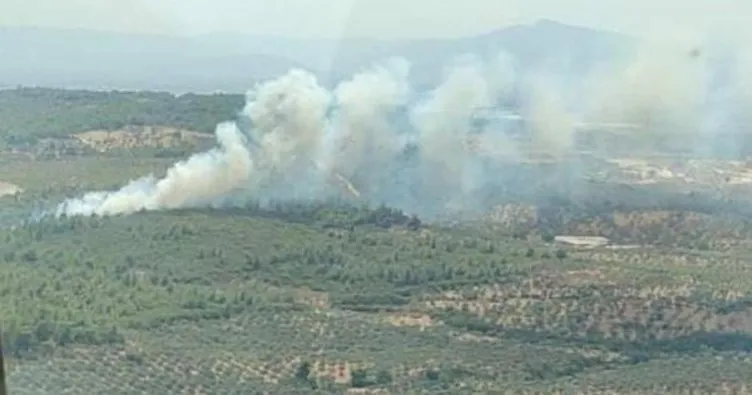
0;19;635;92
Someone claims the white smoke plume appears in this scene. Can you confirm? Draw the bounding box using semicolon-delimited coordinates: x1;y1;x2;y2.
584;43;709;135
56;122;252;217
579;38;752;155
330;57;412;197
54;42;752;218
523;77;576;155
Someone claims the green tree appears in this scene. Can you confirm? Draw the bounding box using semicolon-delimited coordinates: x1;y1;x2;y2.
350;368;371;388
375;369;393;385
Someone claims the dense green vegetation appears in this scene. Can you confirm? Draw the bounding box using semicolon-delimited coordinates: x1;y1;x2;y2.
2;195;752;394
2;88;752;394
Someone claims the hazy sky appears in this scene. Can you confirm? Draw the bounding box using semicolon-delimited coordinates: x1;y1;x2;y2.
0;0;749;41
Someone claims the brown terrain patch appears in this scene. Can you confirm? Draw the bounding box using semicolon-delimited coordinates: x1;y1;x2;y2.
420;276;752;341
487;203;537;228
347;388;389;394
424;286;506;317
75;125;212;151
608;157;752;185
456;332;498;343
292;287;331;309
557;269;611;286
311;360;373;384
208;354;304;385
0;180;22;197
611;210;709;230
387;313;434;331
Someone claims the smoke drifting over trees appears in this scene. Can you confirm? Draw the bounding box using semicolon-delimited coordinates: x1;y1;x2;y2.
54;41;752;219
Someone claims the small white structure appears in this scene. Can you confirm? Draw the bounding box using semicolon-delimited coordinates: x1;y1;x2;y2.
554;235;610;248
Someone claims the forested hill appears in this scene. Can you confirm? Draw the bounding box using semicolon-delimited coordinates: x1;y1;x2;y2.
0;87;243;144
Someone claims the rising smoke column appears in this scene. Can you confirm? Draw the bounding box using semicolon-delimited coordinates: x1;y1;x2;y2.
410;54;521;212
54;53;526;218
329;57;412;202
581;41;713;153
54;39;752;219
50;52;579;218
56;122;253;216
522;77;577;157
239;69;334;200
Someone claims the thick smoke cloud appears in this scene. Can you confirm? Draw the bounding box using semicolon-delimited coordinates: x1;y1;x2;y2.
56;123;252;216
54;42;752;219
584;43;709;143
583;39;752;155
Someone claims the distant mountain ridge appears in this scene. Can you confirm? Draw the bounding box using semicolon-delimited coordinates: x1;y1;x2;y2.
0;20;636;93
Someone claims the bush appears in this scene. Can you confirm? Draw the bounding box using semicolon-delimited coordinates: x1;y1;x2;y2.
555;249;568;260
350;368;372;388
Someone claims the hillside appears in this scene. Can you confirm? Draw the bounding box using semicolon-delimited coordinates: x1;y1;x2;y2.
0;88;242;145
3;183;752;394
3;189;752;394
2;87;752;394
